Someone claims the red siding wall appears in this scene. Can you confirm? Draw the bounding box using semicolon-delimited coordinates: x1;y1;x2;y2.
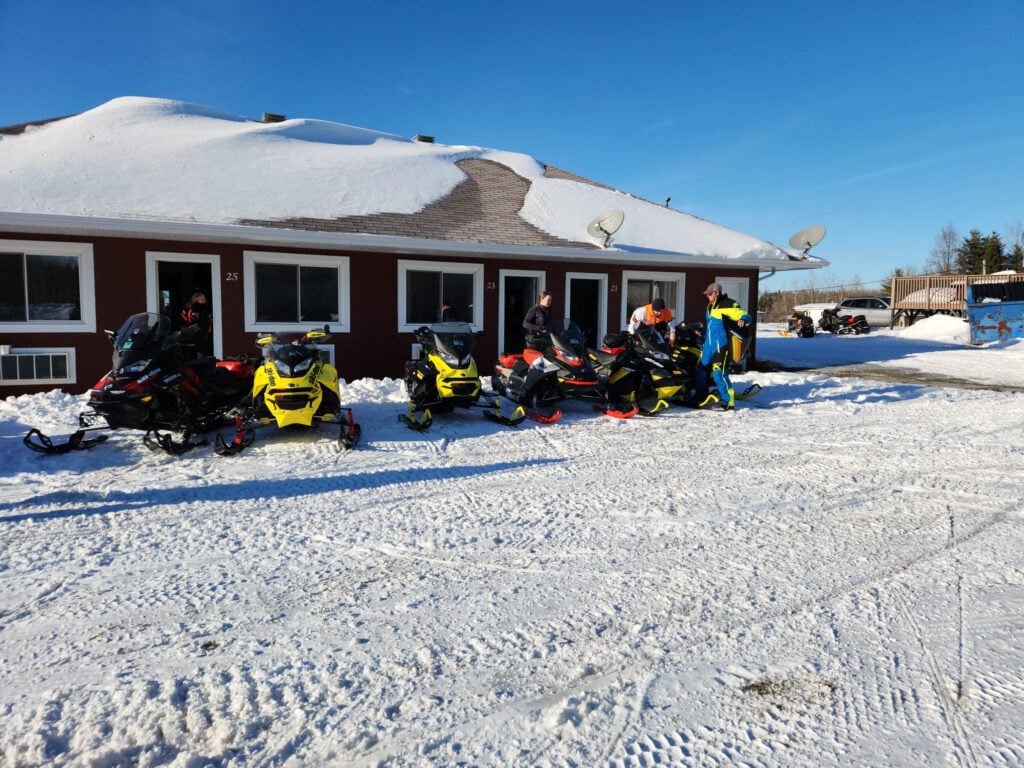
0;231;759;395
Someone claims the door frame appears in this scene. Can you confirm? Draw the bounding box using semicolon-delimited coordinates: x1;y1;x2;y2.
715;275;751;312
498;268;545;355
146;251;223;358
565;271;608;344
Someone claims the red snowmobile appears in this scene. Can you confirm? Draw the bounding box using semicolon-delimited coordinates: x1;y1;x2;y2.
24;312;256;455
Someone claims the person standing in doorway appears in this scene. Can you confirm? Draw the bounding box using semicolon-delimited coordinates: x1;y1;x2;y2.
179;290;213;356
522;291;554;350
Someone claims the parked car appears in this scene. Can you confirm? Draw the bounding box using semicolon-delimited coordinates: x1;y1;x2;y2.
834;297;892;326
793;297;892;327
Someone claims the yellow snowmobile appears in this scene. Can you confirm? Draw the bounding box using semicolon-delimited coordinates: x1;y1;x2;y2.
215;327;360;454
400;322;523;430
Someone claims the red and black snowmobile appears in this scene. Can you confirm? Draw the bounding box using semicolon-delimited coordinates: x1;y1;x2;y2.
491;318;634;421
24;312;256;455
818;308;870;335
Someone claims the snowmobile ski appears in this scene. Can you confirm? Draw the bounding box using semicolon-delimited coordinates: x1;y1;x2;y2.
481;396;527;427
592;402;640;419
143;429;208;455
214;411;259;456
23;426;110;455
338;408;361;450
636;397;670;416
522;406;562;424
736;383;762;400
399;402;434;431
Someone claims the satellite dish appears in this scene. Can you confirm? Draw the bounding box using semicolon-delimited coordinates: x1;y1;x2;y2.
788;224;826;253
586;209;625;247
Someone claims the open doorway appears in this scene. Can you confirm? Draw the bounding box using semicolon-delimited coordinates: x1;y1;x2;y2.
566;272;607;348
146;251;221;358
499;270;544;354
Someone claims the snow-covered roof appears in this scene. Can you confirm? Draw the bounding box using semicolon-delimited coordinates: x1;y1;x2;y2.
0;96;826;269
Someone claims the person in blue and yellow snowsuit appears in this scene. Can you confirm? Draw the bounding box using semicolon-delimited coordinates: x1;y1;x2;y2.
695;282;751;410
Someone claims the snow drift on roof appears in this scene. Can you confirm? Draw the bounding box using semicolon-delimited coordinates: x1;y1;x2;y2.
0;96;820;264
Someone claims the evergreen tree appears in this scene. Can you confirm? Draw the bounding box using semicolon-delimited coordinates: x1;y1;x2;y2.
982;233;1007;273
1010;243;1024;271
956;230;987;273
880;268;905;296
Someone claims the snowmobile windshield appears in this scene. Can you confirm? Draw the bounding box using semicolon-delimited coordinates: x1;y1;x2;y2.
265;335;317;376
114;313;171;352
553;319;586;354
633;324;672;360
111;313;172;372
430;322;475;368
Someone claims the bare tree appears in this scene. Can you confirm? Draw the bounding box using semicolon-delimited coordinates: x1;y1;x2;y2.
1006;219;1024;251
925;223;959;274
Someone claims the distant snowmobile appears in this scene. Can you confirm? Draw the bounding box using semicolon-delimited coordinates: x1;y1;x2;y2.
819;308;870;335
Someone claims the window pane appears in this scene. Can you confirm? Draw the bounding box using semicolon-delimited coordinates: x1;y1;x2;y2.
52;354;68;378
18;356;34;379
625;279;651;318
27;255;81;320
406;270;442;324
34;354;52;379
0;252;26;321
654;281;678;311
626;279;677;318
1;356;16;379
255;263;298;322
442;273;474;324
299;266;339;323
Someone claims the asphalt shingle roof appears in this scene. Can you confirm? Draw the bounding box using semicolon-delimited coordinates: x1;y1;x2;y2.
237;159;597;249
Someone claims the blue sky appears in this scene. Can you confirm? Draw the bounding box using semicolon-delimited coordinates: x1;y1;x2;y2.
2;0;1021;293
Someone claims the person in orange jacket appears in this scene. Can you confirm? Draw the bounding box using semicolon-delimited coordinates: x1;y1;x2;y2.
627;297;675;345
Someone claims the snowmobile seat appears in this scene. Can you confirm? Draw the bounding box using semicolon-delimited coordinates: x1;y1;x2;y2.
602;332;628;349
497;353;524;368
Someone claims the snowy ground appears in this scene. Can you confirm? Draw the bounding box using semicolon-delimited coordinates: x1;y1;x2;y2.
2;316;1023;767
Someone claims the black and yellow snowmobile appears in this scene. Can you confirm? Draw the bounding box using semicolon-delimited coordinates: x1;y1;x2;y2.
587;325;687;416
401;322;524;430
215;326;360;454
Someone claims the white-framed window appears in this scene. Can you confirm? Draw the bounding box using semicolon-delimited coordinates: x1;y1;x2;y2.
398;259;484;331
243;251;351;333
0;240;96;333
0;347;77;386
621;270;686;328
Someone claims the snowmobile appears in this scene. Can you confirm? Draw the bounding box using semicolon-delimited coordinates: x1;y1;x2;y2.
782;312;815;338
818;308;870;335
399;322;523;430
588;325;688;415
214;326;361;455
670;321;705;381
490;348;564;423
492;318;640;421
492;318;606;422
24;312;256;456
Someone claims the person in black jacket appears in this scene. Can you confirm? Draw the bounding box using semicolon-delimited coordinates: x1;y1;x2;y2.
522;291;554;350
179;290;213;356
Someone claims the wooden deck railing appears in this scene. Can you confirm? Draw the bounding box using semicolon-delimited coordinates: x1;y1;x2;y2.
891;273;1024;313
